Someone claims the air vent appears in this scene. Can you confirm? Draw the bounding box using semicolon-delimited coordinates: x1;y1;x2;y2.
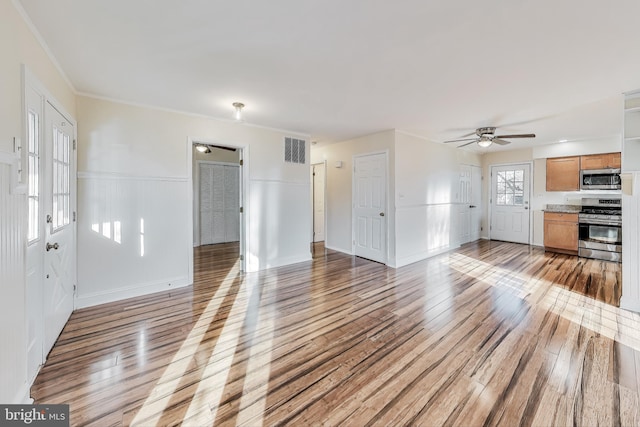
284;137;306;164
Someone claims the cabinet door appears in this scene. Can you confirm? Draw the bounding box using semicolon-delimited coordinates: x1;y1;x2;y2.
546;156;580;191
608;152;621;168
580;154;607;170
580;153;621;169
544;220;578;251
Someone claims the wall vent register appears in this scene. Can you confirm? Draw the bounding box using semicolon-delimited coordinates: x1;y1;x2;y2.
284;137;306;164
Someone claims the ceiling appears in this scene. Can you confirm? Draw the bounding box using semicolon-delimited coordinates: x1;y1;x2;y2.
17;0;640;150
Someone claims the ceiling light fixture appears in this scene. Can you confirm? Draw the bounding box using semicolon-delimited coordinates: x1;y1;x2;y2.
559;139;568;143
232;102;245;122
477;137;492;148
195;144;211;153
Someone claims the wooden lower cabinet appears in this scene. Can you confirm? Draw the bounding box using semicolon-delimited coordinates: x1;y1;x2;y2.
544;212;578;255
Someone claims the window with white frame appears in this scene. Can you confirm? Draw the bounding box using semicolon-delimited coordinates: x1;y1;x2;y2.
52;126;71;231
27;110;40;242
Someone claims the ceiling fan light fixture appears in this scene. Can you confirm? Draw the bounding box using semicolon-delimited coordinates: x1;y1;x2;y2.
195;144;211;153
477;137;492;148
232;102;245;122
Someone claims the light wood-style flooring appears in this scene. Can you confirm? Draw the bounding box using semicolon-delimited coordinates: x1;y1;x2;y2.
32;240;640;426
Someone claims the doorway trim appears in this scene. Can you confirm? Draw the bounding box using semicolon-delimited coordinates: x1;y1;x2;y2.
351;150;389;264
186;138;248;281
488;161;534;245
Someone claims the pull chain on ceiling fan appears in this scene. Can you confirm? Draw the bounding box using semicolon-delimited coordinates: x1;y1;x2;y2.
443;127;535;148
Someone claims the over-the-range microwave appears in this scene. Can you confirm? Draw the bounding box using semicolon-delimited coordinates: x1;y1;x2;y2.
580;168;621;190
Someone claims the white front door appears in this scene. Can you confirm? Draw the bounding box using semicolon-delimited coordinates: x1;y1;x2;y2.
43;102;76;354
353;152;387;263
490;163;531;244
312;163;325;242
25;84;44;383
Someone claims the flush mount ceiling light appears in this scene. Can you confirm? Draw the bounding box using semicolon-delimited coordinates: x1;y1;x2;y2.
232;102;245;122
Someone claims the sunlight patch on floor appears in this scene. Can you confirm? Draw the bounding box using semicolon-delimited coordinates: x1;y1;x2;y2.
131;260;240;426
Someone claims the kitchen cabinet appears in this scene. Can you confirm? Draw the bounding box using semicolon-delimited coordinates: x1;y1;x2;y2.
544;212;578;255
580;152;621;170
546;156;580;191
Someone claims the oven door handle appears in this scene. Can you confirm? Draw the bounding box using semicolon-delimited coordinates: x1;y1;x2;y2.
579;220;622;227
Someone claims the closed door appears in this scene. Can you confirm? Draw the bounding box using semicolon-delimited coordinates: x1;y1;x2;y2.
458;165;482;245
199;163;239;245
353;152;387;263
43;102;76;354
490;164;531;244
312;163;325;242
470;165;482;240
458;166;471;244
26;85;44;382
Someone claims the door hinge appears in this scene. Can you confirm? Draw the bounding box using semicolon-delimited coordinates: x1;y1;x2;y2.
239;159;243;166
73;139;76;150
240;254;244;261
73;284;77;294
73;211;77;222
240;207;243;213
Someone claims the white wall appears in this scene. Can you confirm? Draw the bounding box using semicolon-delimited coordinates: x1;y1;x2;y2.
394;131;481;267
76;95;311;307
309;130;396;261
0;0;76;404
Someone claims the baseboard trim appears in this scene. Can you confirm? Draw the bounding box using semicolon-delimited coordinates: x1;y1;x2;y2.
76;276;191;308
323;244;353;255
246;253;312;272
14;382;32;404
620;296;640;313
395;245;457;268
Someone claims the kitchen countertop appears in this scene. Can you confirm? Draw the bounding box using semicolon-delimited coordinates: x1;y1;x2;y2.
543;204;581;213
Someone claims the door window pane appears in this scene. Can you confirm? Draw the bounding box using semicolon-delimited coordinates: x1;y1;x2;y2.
52;126;71;231
495;168;525;206
27;110;40;242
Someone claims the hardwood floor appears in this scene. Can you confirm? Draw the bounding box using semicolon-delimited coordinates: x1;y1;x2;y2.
32;240;639;426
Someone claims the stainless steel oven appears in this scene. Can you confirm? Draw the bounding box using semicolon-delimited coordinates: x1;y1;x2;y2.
580;168;621;190
578;197;621;262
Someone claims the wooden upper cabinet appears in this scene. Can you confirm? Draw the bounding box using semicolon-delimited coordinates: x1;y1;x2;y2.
580;152;621;170
546;156;580;191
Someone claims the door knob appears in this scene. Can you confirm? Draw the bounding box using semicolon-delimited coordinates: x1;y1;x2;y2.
46;242;59;251
379;212;385;217
469;205;477;208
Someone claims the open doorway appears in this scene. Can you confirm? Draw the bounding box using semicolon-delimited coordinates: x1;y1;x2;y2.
189;140;245;277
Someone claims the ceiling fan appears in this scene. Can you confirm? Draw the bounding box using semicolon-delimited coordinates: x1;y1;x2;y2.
443;127;535;148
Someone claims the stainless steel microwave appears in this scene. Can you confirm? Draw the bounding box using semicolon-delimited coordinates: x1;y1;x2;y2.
580;168;621;190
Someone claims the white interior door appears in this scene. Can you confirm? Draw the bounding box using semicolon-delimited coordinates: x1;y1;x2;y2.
43;102;76;354
458;166;472;244
470;165;482;240
199;162;239;245
490;163;531;244
353;152;387;263
25;85;44;383
459;165;483;245
312;163;325;242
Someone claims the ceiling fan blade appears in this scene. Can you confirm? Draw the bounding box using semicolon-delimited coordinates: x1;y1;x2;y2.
443;138;478;143
493;133;536;139
492;138;512;145
458;141;478;148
